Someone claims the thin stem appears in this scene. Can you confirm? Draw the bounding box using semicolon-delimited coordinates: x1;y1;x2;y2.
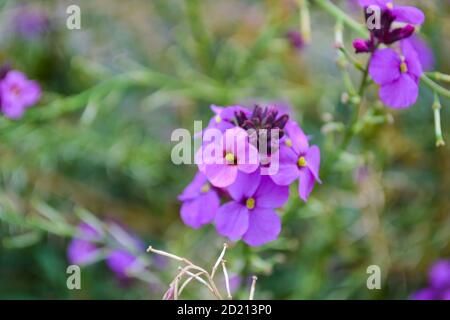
297;0;311;44
313;0;368;38
426;72;450;83
433;93;445;147
422;74;450;100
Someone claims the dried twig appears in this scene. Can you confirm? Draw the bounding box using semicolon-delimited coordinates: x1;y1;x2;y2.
147;243;237;300
221;259;232;299
249;276;257;300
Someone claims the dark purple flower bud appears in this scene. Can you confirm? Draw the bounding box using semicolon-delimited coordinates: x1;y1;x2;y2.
384;25;415;45
353;39;371;53
286;30;304;50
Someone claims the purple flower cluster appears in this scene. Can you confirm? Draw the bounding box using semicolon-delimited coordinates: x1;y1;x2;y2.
412;260;450;300
353;0;433;109
179;104;321;246
67;222;145;280
0;68;41;119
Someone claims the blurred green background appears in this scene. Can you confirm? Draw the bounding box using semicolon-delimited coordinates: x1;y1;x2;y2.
0;0;449;299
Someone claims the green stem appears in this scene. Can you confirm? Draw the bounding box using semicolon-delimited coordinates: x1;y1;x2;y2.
298;0;312;44
426;72;450;83
313;0;368;38
433;93;445;147
421;74;450;100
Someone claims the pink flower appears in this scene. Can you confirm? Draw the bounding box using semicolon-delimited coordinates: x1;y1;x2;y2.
0;70;41;119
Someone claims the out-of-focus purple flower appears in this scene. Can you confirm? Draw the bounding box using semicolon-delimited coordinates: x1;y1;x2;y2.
411;288;436;300
14;6;49;39
0;70;41;119
368;40;422;108
106;249;140;280
353;0;424;54
67;221;146;280
271;121;321;201
429;260;450;290
67;223;103;265
286;30;304;50
215;171;288;246
411;259;450;300
178;172;220;228
199;127;259;188
403;35;435;71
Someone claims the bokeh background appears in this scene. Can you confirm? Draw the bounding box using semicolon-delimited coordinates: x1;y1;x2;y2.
0;0;449;299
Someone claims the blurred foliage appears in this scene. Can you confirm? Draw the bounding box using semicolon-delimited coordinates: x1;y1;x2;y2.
0;0;449;299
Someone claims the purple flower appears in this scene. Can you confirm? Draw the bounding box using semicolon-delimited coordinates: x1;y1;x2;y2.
429;260;450;290
106;249;141;280
67;221;145;280
181;104;322;245
67;223;103;265
200;127;259;188
215;171;289;246
353;0;424;53
178;172;220;228
0;70;41;119
411;259;450;300
14;6;49;39
411;288;436;300
271;121;321;201
368;40;422;108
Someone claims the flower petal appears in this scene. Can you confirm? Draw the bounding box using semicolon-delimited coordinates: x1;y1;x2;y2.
215;202;249;241
178;172;208;201
379;74;419;109
369;48;401;85
298;168;316;202
237;141;259;173
205;163;238;188
401;39;423;79
254;176;289;209
269;146;299;186
284;120;309;154
180;191;219;228
305;145;321;183
391;6;425;25
227;171;261;202
243;208;281;246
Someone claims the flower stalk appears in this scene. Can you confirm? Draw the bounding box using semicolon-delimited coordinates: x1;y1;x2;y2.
433;93;445;147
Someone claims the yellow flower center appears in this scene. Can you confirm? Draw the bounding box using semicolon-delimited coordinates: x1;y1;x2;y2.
297;156;307;167
386;2;394;9
225;152;235;164
246;197;255;210
285;138;293;147
200;184;210;193
400;62;408;73
215;115;222;123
